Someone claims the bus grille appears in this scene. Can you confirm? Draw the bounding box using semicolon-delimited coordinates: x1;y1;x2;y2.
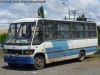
7;49;22;55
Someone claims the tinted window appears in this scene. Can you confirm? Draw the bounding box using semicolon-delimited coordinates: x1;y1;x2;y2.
72;31;85;38
72;24;84;30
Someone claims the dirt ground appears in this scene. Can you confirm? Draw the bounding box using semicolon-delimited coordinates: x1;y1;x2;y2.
0;58;100;75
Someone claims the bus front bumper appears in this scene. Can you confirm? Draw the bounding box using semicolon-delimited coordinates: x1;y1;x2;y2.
4;56;34;64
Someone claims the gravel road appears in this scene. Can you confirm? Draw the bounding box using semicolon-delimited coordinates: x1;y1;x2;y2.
0;58;100;75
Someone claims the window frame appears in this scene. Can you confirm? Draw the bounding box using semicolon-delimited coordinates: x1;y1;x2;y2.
42;20;97;41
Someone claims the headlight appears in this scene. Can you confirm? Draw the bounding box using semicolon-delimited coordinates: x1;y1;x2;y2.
4;49;8;54
23;50;34;55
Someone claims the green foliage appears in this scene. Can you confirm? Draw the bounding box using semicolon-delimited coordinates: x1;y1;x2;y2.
98;34;100;41
38;6;45;18
78;14;85;18
38;8;40;16
81;14;85;18
0;33;7;44
0;51;4;58
97;26;100;34
64;16;67;20
85;50;100;62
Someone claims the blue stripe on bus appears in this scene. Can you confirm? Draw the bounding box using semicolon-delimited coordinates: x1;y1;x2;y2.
85;46;98;53
71;46;98;55
71;49;80;55
47;52;64;58
4;56;33;64
46;46;98;59
45;40;69;58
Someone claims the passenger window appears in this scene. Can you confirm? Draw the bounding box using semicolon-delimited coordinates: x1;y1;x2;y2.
44;22;54;40
63;31;71;39
56;23;62;30
85;23;96;38
91;25;96;30
63;23;71;30
86;31;91;37
72;31;85;38
85;24;91;30
45;27;53;39
56;31;62;39
72;24;84;30
86;31;96;37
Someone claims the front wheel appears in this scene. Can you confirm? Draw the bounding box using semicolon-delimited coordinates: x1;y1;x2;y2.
8;63;18;68
33;56;45;70
78;51;85;62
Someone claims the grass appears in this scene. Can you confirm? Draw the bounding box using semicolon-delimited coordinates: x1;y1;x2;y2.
93;50;100;58
0;50;4;58
85;50;100;62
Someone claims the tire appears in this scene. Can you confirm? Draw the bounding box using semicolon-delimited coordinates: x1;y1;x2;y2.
78;51;85;62
8;63;18;68
33;56;45;70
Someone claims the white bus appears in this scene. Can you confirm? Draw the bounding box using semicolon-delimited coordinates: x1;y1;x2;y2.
4;18;98;70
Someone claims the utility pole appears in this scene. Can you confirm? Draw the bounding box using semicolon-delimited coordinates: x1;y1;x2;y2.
71;9;79;20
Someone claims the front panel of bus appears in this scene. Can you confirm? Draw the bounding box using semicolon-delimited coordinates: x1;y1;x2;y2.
3;21;44;64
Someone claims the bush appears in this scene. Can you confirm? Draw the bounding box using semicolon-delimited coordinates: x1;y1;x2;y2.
98;34;100;41
0;33;7;47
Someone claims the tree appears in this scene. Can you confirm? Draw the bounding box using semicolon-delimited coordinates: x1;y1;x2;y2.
98;34;100;41
38;6;45;18
97;26;100;34
64;16;67;20
81;14;85;18
38;8;40;16
0;33;7;47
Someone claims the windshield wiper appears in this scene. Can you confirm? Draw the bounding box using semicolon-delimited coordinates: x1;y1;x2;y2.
8;36;15;44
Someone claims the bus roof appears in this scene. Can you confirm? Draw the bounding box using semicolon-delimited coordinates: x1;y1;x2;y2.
11;18;95;23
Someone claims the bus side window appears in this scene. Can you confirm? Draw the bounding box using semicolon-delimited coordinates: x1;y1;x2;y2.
45;29;49;39
45;27;53;40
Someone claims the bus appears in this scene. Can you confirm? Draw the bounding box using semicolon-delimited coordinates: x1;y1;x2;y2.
4;17;98;70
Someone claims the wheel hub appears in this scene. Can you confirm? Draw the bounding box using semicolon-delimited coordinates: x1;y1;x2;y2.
37;59;43;67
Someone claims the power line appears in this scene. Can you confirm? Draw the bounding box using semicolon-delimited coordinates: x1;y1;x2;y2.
71;9;79;20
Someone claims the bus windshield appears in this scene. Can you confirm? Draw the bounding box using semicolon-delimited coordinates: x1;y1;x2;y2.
5;22;36;45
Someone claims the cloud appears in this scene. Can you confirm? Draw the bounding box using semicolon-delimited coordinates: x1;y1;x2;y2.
0;0;100;28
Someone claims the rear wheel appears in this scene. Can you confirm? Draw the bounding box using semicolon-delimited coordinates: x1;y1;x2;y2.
78;51;85;62
33;56;45;70
8;63;18;68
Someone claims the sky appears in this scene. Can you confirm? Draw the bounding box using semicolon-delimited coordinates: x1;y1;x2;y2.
0;0;100;28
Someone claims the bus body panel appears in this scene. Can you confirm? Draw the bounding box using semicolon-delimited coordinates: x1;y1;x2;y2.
44;39;98;64
4;38;98;64
86;38;98;47
44;40;72;59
